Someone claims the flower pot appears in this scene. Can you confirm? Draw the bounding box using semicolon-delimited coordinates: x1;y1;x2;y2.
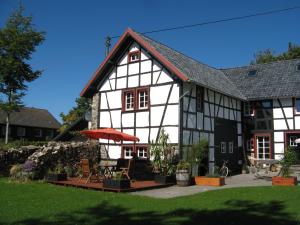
272;176;297;186
154;174;175;184
195;176;225;186
176;169;190;186
46;173;67;182
103;179;131;189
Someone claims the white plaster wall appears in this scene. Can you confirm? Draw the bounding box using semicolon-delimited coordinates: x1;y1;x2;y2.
150;106;164;126
99;111;111;128
274;119;287;130
164;105;178;126
128;63;139;75
117;65;127;77
150;85;170;105
274;132;284;142
122;113;134;127
106;91;122;109
140;73;151;86
140;60;152;73
127;75;139;88
116;77;126;89
295;116;300;129
110;110;121;128
136;111;149;127
274;143;285;154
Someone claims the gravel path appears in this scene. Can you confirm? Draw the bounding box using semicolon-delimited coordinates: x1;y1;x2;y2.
131;174;275;199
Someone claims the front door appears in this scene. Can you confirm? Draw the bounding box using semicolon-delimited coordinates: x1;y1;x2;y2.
255;134;272;159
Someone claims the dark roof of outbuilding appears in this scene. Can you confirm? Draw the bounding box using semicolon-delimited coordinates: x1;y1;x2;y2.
222;58;300;100
136;32;246;100
0;107;61;129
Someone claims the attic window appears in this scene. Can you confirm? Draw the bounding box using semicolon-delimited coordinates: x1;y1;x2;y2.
248;70;257;76
128;51;140;63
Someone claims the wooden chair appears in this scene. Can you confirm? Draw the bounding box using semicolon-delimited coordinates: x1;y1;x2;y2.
79;159;100;184
120;159;134;180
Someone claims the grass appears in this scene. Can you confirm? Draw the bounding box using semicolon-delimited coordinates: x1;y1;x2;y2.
0;178;300;225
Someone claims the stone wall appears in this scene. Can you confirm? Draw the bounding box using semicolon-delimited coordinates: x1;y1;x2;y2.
91;93;100;129
0;141;102;178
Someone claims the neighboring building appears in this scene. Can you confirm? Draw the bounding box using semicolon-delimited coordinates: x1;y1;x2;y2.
0;107;61;141
80;28;300;172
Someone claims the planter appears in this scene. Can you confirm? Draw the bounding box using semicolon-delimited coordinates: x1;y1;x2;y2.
176;169;190;186
272;176;297;186
195;176;225;186
103;179;131;189
154;174;175;184
46;173;67;182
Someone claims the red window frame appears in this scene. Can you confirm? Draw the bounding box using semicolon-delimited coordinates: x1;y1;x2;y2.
128;50;141;63
253;133;272;159
122;87;150;112
284;131;300;149
122;89;136;112
121;145;149;159
137;87;150;110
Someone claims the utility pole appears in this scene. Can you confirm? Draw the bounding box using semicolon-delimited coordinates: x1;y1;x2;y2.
105;36;111;56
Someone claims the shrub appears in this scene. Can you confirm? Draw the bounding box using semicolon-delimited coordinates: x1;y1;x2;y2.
176;161;190;171
280;147;298;177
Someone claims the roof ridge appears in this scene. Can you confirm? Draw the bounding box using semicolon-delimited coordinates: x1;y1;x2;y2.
221;57;300;70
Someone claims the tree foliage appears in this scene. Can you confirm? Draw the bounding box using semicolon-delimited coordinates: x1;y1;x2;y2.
59;97;91;132
0;5;45;143
252;42;300;64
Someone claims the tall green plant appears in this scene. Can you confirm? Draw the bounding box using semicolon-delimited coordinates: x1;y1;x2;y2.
150;129;176;175
280;147;297;177
0;5;45;144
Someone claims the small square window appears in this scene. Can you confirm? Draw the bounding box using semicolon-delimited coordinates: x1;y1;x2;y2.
137;147;148;159
128;51;140;63
124;146;134;159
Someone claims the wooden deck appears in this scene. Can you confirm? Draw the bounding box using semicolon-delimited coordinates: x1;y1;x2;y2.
48;178;172;193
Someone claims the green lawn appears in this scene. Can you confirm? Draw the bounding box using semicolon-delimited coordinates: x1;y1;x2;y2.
0;178;300;225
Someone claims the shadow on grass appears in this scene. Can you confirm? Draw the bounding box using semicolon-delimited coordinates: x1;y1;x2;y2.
11;200;299;225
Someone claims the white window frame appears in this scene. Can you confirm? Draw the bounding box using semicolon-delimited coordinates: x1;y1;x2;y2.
221;142;226;153
34;129;42;137
17;127;26;137
124;146;133;159
137;147;148;159
289;136;298;147
125;91;135;111
128;51;140;63
138;90;149;110
256;136;271;159
228;142;234;153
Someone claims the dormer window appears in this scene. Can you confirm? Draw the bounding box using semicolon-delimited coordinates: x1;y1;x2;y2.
128;51;140;63
248;69;257;76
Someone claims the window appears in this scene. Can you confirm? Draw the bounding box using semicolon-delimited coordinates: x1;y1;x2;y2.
261;100;272;108
297;64;300;71
128;51;140;63
295;98;300;114
17;127;26;137
244;102;254;116
248;69;257;76
228;142;234;153
124;91;135;111
137;146;148;159
123;146;134;159
256;135;271;159
246;139;254;151
196;86;204;112
45;130;54;139
221;142;226;153
138;89;149;109
289;136;299;147
122;88;150;111
34;129;42;137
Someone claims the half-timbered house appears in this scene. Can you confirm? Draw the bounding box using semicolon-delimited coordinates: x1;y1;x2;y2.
80;28;300;172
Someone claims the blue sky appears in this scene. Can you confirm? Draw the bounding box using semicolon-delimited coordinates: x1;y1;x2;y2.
1;0;300;122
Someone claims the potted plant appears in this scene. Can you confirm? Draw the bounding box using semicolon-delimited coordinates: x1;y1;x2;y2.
176;160;191;186
103;172;131;189
46;161;67;182
151;129;176;184
195;166;225;186
272;147;298;186
188;139;209;177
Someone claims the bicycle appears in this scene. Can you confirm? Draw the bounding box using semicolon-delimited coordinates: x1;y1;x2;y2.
219;160;229;177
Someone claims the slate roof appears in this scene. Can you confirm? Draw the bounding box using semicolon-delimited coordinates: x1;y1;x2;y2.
136;32;246;100
0;107;61;129
222;58;300;100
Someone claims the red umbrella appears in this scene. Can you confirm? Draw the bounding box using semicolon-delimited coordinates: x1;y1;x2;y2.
80;128;140;142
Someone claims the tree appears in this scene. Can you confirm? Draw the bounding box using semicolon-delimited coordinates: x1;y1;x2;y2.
252;42;300;64
0;5;45;143
59;97;91;132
